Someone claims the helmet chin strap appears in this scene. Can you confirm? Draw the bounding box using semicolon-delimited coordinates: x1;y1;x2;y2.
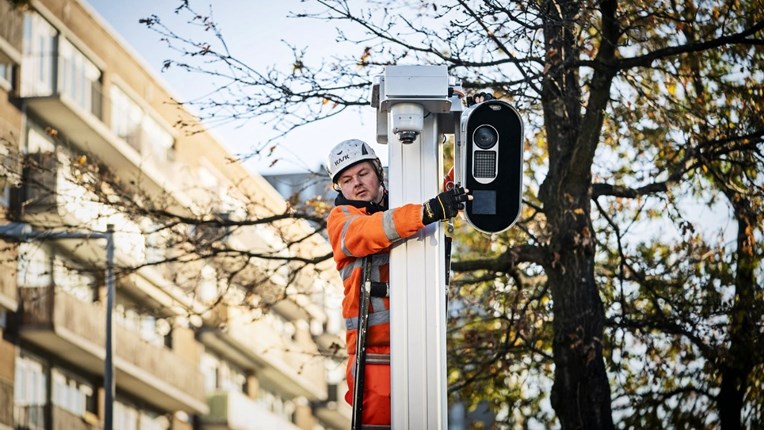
374;184;385;205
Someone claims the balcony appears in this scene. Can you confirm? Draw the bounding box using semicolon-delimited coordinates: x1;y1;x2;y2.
50;405;101;430
13;404;45;430
312;383;352;430
199;309;327;401
0;378;12;427
202;390;300;430
19;55;192;212
18;286;207;413
13;404;101;430
19;151;59;219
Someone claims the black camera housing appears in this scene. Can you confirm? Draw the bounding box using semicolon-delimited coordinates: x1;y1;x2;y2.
457;99;523;234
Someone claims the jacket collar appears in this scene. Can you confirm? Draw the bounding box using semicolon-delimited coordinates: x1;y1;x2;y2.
334;192;389;214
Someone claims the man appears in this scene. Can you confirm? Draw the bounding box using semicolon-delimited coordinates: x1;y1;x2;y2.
325;139;470;426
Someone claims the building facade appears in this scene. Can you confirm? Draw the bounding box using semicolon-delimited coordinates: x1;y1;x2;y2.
0;0;349;429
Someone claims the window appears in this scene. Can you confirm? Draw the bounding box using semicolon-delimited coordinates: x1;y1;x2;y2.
142;220;167;265
139;410;170;430
200;353;218;393
218;360;246;392
141;114;173;162
197;165;219;189
114;302;169;347
58;38;100;116
14;353;47;430
27;124;56;153
110;86;142;151
53;254;96;302
18;242;52;288
110;85;173;158
21;12;56;96
199;352;247;393
114;400;169;430
0;132;20;202
255;387;296;423
268;312;296;343
21;13;101;111
51;369;94;417
314;277;343;335
0;62;13;91
0;181;9;208
114;401;139;430
196;265;220;304
19;244;97;299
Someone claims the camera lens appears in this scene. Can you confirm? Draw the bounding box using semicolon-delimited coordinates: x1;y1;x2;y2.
473;125;498;149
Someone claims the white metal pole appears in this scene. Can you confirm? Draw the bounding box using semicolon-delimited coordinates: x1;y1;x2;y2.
388;112;448;429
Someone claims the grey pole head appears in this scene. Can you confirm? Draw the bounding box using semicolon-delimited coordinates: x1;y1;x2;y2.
0;222;32;241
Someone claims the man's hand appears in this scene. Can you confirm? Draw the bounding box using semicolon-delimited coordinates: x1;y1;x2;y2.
422;186;470;224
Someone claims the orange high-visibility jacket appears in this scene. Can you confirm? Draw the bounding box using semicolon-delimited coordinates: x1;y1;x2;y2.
327;198;425;353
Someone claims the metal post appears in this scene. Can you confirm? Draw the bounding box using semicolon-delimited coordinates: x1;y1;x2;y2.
372;65;453;429
373;65;460;429
389;113;448;429
104;223;115;430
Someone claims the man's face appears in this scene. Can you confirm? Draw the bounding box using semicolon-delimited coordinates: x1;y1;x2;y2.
337;161;382;202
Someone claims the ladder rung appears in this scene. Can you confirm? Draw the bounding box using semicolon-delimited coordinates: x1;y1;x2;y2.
365;353;390;365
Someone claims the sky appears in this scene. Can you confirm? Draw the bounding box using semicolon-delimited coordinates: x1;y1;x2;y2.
85;0;384;176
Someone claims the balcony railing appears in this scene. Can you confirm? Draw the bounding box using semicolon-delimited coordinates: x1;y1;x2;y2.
201;308;327;401
204;390;300;430
51;405;101;430
13;404;102;430
14;404;46;430
0;378;14;427
18;286;207;413
312;383;352;430
20;54;103;119
19;151;59;216
19;57;193;213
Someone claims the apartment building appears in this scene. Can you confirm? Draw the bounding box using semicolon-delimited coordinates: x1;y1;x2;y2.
0;0;350;429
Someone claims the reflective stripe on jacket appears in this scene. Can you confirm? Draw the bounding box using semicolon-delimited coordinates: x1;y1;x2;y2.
327;201;425;354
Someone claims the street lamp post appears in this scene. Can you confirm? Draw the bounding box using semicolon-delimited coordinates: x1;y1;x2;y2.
103;224;115;430
0;222;116;430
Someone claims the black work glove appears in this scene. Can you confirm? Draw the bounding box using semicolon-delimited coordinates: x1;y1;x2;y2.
422;186;470;225
466;91;495;107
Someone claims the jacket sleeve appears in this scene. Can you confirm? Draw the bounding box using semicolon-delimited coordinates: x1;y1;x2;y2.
327;203;425;260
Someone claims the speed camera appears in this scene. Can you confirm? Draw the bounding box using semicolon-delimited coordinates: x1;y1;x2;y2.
457;99;524;234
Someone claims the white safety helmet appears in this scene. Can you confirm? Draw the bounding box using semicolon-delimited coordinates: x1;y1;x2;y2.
326;139;379;183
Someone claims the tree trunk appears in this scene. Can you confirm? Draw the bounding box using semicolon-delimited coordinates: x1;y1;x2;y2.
541;160;613;430
539;0;617;427
547;232;614;430
718;196;761;430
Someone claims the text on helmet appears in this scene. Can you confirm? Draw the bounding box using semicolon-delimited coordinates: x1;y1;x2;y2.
335;154;350;165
